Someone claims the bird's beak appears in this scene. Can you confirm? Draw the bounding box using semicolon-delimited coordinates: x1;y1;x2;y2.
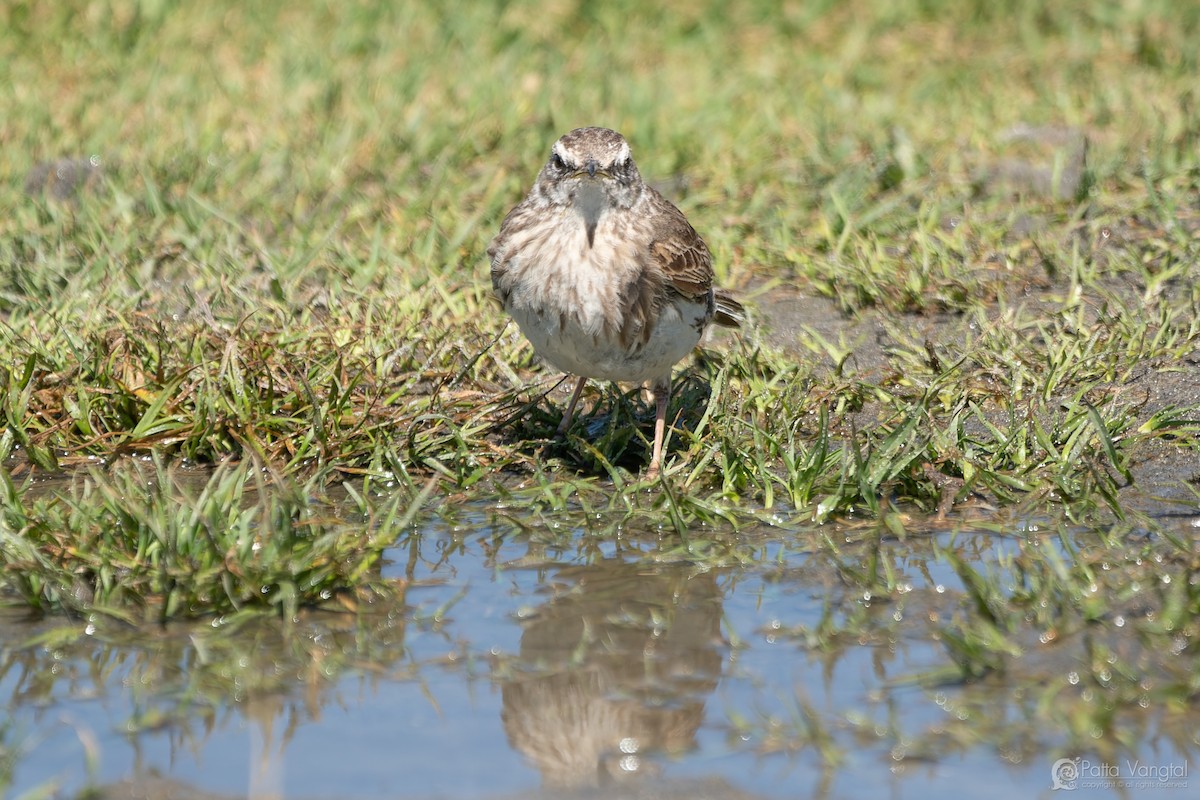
586;159;598;178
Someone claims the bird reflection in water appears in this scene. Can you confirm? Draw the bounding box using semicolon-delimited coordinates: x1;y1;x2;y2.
499;560;724;789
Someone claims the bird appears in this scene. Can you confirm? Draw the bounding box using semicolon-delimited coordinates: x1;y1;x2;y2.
488;126;743;478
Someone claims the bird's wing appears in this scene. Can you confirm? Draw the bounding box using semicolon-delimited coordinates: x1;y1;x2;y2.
487;200;535;299
645;189;714;302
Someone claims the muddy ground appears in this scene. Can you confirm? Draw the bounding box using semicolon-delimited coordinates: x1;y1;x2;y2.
753;276;1200;515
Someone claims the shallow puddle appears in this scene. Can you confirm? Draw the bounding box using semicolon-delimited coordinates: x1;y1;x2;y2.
3;503;1198;799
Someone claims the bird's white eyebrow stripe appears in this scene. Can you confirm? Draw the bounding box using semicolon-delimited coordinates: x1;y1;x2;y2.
552;138;631;167
551;142;569;162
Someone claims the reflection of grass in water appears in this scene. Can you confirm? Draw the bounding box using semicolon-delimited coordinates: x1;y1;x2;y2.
3;605;422;734
728;517;1200;770
0;599;444;798
0;715;97;799
0;720;14;794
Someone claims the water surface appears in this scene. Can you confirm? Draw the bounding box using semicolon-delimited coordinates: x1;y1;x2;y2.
3;505;1197;799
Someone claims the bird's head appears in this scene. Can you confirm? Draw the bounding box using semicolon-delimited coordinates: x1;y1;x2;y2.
536;127;643;209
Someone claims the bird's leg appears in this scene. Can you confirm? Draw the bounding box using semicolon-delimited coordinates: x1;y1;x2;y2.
557;375;589;436
646;378;671;478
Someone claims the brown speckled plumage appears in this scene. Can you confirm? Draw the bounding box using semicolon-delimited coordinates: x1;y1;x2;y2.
488;127;743;476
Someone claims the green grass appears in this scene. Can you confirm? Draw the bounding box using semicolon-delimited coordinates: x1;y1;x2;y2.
0;457;428;620
1;1;1199;611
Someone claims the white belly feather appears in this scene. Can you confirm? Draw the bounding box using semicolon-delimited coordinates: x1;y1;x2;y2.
509;295;706;384
499;205;708;384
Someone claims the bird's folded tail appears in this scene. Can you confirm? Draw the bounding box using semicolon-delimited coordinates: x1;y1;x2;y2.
713;289;746;328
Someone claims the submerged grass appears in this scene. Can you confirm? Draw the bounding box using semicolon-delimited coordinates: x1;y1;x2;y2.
726;510;1200;768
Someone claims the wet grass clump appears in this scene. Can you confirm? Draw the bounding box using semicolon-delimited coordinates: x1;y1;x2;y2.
722;510;1200;773
1;460;423;620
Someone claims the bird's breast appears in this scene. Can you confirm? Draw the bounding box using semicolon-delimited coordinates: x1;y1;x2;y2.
495;207;708;382
500;206;642;338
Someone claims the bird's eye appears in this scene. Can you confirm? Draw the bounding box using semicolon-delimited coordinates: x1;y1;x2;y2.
550;152;566;171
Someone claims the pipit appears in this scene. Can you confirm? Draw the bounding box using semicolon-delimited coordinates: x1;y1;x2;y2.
489;126;743;477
